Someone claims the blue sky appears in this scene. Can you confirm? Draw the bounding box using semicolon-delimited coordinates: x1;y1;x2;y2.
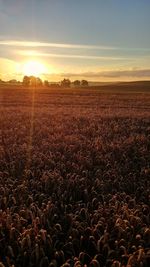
0;0;150;81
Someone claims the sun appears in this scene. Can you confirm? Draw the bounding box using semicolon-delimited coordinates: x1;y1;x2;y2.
22;60;47;76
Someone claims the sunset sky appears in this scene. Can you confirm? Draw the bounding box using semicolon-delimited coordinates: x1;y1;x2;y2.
0;0;150;82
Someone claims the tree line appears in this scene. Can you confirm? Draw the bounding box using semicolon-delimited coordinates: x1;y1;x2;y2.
22;76;88;87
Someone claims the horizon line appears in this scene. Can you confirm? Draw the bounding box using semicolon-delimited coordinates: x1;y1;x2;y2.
1;68;150;80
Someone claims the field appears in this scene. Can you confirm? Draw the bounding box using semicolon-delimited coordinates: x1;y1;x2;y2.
0;85;150;267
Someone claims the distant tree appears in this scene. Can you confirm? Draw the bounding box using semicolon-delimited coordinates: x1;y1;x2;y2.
23;75;43;87
81;80;88;87
29;76;37;86
23;76;30;86
61;78;71;88
44;80;49;87
49;83;60;88
73;80;81;87
36;77;43;86
9;79;18;84
0;79;6;84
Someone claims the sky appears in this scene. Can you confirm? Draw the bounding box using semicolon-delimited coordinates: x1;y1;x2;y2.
0;0;150;82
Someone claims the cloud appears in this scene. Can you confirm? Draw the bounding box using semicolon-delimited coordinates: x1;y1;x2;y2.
1;40;150;52
0;40;117;50
58;69;150;78
101;69;150;78
18;50;129;61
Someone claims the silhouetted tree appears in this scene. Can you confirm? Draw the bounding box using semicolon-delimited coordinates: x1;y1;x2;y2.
9;79;18;84
81;80;88;86
44;80;49;87
36;77;43;86
30;76;37;86
73;80;81;87
22;76;30;86
49;83;60;88
22;76;43;87
61;78;71;88
0;79;6;85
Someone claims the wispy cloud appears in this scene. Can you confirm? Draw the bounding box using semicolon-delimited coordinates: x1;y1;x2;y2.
101;69;150;78
59;69;150;78
0;40;116;50
0;40;150;52
18;50;131;61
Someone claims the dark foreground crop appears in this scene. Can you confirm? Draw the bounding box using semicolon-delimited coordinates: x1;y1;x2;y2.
0;86;150;267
